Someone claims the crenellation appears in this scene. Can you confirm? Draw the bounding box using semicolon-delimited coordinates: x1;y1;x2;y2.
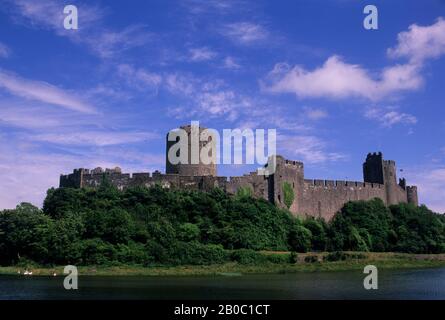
346;181;356;187
335;180;345;187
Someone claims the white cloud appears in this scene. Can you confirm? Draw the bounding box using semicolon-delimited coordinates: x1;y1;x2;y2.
407;166;445;213
184;0;236;14
264;56;423;101
189;47;217;62
0;70;96;113
365;107;417;127
5;0;151;59
223;56;241;69
0;42;10;58
0;104;63;129
221;22;268;45
7;0;102;32
165;74;252;120
164;73;196;96
85;25;153;59
388;17;445;63
264;19;445;101
303;107;328;120
197;89;253;120
117;64;162;93
278;134;346;164
196;91;234;114
87;84;133;101
0;152;79;209
31;131;159;147
0;138;164;209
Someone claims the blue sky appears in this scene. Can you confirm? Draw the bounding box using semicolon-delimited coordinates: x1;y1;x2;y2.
0;0;445;212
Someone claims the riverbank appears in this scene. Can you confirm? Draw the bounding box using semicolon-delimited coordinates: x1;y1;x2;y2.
1;252;445;277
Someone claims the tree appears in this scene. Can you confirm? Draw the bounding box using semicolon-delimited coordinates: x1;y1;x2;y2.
288;222;312;252
303;218;327;251
178;223;200;242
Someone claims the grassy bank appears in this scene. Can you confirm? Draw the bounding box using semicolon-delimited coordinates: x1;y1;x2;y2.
1;252;445;277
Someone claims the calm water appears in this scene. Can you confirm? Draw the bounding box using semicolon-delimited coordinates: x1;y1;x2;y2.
1;268;445;300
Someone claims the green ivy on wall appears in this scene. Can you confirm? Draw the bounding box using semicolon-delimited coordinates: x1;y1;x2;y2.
282;182;294;209
236;186;252;199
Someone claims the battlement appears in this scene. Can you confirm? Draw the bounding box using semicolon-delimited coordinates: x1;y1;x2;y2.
366;152;383;160
284;159;304;168
303;179;383;189
383;159;396;165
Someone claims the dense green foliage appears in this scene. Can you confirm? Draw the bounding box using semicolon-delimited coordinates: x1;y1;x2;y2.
328;199;445;253
0;186;444;267
0;186;298;266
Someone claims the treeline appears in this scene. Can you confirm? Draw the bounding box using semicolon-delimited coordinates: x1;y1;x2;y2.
0;185;444;266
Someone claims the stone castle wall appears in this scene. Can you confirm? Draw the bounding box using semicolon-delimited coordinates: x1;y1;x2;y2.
60;152;419;221
299;180;387;221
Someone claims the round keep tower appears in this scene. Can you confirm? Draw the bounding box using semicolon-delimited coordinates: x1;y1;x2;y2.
165;123;217;176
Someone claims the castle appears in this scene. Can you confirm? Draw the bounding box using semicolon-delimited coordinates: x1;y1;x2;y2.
60;124;419;220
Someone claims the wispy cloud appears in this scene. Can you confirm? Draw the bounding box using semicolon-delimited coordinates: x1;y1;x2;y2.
0;70;96;113
0;104;63;129
117;64;162;94
407;165;445;213
184;0;237;14
221;22;268;45
303;107;328;120
85;25;153;59
6;0;102;32
0;136;163;209
189;47;217;62
31;131;159;147
4;0;151;59
165;73;252;120
365;106;417;127
223;56;241;69
0;42;11;58
164;73;196;95
278;134;346;164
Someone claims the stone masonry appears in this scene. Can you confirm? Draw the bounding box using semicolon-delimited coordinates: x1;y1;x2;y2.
60;126;419;221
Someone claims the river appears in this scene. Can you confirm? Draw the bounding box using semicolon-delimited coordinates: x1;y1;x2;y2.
1;268;445;299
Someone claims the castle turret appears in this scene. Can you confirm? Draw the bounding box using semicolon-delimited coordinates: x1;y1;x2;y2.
382;159;399;205
271;156;304;213
407;186;419;206
363;152;384;184
60;168;87;188
165;123;217;176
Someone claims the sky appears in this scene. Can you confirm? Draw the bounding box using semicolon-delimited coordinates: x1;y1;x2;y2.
0;0;445;212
